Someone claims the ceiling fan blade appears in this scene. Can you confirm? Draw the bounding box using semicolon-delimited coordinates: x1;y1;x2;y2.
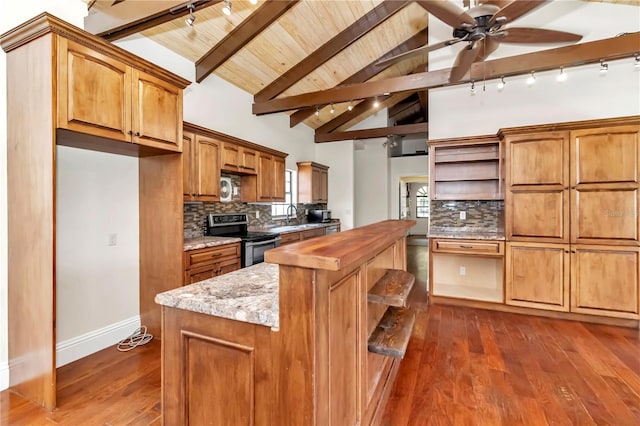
418;0;476;28
376;39;463;67
500;27;583;43
450;42;481;82
479;0;512;8
489;0;550;26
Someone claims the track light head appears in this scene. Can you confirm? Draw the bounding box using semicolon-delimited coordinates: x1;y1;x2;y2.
185;4;196;26
249;0;258;4
526;71;536;86
470;80;476;95
347;101;353;111
497;76;505;90
635;55;640;69
557;67;568;83
330;103;335;114
373;97;380;108
222;0;232;15
600;60;609;74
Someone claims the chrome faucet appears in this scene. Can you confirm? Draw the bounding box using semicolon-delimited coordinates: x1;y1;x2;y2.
285;204;298;225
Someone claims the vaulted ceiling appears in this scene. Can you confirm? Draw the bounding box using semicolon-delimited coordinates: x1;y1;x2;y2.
84;0;640;141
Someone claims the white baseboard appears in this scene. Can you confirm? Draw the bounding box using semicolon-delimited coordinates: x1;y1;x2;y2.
0;361;8;391
56;315;141;368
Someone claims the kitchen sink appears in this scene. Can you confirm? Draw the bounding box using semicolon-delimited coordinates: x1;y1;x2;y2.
268;224;324;233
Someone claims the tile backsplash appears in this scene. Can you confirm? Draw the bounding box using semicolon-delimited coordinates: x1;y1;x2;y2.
429;200;504;231
184;174;326;238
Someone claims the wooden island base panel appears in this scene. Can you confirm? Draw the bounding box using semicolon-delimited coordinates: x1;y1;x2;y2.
155;220;416;425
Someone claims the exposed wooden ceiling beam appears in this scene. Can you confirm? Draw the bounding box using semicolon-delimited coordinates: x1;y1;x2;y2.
254;0;412;103
315;96;393;134
93;0;220;41
289;29;428;128
315;123;429;143
195;0;300;83
417;91;428;116
253;32;640;115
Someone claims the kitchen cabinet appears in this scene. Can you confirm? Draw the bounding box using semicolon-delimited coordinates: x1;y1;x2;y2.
255;152;286;202
429;136;503;200
182;127;221;202
502;119;640;321
505;242;570;311
297;161;329;204
221;142;257;174
57;38;182;151
279;227;329;246
183;243;241;285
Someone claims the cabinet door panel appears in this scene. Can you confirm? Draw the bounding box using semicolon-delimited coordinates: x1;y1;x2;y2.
571;246;639;318
572;126;639;185
572;188;638;244
508;134;567;187
221;143;240;172
257;153;273;201
506;243;569;311
182;132;195;199
132;70;181;151
58;39;130;141
273;156;286;201
196;136;220;201
509;190;568;241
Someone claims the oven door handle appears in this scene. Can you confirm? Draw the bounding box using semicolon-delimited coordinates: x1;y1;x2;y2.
245;237;281;248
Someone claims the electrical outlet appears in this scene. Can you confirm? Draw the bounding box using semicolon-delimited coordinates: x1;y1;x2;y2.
459;266;466;276
108;233;117;246
233;186;239;196
256;211;260;219
459;211;466;220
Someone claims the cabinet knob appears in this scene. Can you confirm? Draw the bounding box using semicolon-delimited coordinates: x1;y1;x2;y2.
571;186;576;189
565;250;569;253
128;130;133;135
571;250;576;253
135;132;141;137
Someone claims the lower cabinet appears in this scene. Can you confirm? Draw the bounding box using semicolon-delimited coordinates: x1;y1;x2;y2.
183;243;241;285
279;227;327;246
506;242;639;319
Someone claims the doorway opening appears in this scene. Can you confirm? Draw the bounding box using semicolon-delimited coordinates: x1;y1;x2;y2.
399;176;429;238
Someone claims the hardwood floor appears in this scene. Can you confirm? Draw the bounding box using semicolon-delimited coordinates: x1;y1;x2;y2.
0;339;161;425
382;304;640;426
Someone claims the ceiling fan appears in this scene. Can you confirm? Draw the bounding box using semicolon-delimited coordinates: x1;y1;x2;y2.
378;0;583;82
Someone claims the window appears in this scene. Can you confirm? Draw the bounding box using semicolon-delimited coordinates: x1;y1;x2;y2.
272;169;297;217
416;185;429;218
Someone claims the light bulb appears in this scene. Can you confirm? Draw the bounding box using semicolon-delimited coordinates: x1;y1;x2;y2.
185;4;196;26
222;0;232;15
373;98;380;108
557;67;568;82
330;103;335;114
314;107;320;117
497;76;505;91
249;0;258;4
600;60;608;74
347;101;353;111
526;71;536;86
635;55;640;69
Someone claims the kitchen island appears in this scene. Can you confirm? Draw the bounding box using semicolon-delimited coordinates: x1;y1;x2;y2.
156;219;416;425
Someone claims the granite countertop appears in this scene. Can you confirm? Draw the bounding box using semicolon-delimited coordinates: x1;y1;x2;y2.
184;236;242;251
155;262;279;328
427;227;505;241
249;221;338;235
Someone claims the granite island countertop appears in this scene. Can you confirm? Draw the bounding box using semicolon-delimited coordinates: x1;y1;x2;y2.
183;236;242;251
249;221;339;235
427;226;505;241
155;262;279;328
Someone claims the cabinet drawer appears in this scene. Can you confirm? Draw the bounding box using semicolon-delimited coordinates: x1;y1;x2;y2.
280;232;301;245
185;243;241;269
300;228;325;240
184;257;241;285
432;239;504;256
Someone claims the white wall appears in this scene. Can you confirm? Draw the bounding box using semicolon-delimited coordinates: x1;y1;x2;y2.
354;140;389;227
428;1;640;139
55;146;140;366
315;142;355;230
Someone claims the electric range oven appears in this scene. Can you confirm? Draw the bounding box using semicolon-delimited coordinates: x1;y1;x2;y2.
205;213;281;267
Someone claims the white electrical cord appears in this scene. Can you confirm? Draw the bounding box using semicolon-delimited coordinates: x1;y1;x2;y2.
117;325;154;352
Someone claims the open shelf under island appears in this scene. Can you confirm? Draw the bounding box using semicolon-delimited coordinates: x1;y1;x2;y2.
155;219;416;425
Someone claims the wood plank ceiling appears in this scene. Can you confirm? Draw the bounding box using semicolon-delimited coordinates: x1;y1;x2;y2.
85;0;640;141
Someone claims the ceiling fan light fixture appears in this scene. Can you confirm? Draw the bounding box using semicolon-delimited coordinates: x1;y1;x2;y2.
599;60;608;75
497;76;505;91
526;71;536;86
222;0;232;16
185;3;196;26
557;67;568;83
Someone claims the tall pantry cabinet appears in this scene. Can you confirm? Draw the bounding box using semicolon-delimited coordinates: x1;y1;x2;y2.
503;120;640;319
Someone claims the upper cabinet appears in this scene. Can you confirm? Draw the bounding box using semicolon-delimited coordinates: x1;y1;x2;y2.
182;130;221;202
57;38;183;152
221;142;257;174
254;153;286;202
297;162;329;204
428;137;503;200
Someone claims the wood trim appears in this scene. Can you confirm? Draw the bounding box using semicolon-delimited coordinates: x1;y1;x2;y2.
183;121;288;158
429;296;640;329
288;29;428;128
315;122;428;143
98;0;221;42
0;13;191;88
428;134;499;146
195;0;299;83
252;32;640;115
499;115;640;137
254;0;411;102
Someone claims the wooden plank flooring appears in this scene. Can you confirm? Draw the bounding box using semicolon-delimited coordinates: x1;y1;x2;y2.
1;305;639;425
382;305;640;426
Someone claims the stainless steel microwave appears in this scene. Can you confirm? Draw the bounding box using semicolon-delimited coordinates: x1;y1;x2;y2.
307;209;331;223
